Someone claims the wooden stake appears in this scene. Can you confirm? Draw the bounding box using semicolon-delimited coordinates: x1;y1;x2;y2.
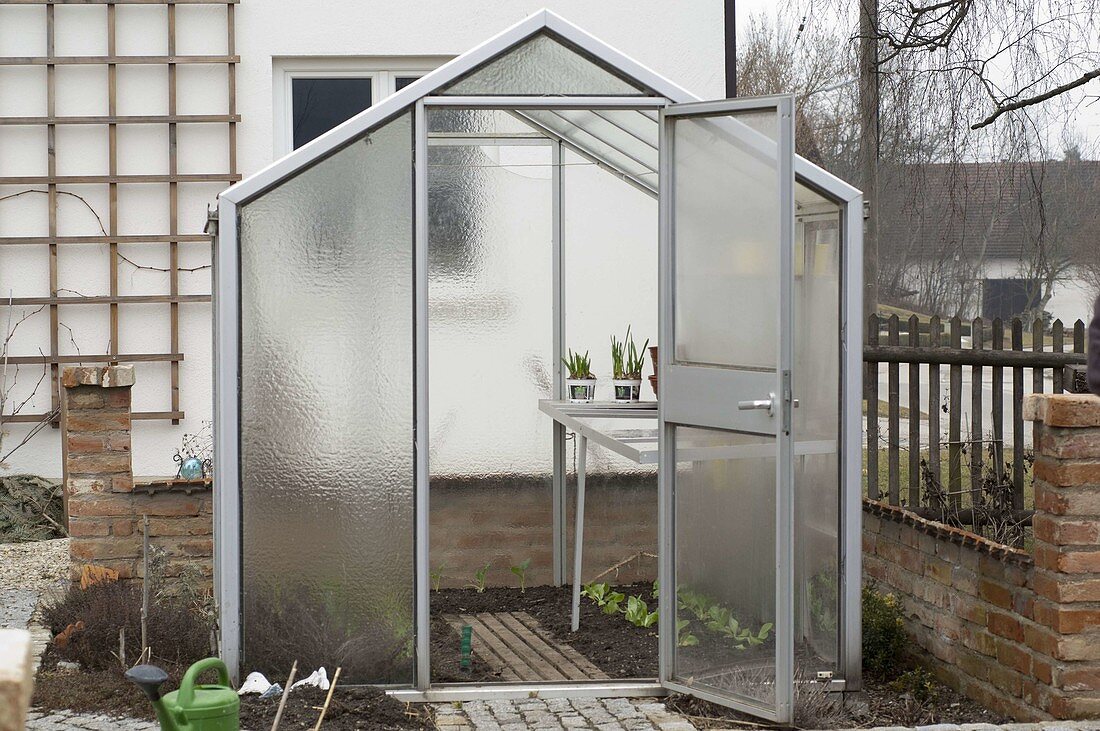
312;667;341;730
141;514;149;654
270;660;297;731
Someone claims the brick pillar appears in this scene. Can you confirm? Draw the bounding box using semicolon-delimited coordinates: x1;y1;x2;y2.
1025;393;1100;719
61;365;136;581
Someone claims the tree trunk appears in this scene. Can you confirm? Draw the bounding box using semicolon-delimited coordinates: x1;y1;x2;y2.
859;0;880;318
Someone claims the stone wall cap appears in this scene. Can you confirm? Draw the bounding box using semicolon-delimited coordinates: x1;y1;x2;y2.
1024;393;1100;428
61;365;135;389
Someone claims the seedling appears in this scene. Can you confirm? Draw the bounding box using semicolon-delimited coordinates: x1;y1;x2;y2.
467;562;490;593
624;595;658;628
562;349;594;379
430;564;446;591
510;558;532;594
581;582;625;615
676;618;699;647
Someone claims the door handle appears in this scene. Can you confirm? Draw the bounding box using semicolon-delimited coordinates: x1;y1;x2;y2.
737;393;776;416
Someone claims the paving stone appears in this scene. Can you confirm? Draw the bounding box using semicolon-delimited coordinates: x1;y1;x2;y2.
915;725;962;731
562;714;590;728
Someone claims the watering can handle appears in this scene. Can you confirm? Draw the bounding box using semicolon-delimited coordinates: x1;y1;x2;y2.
178;657;231;706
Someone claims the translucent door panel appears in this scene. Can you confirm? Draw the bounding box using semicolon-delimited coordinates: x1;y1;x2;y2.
793;185;843;673
672;427;778;706
238;112;415;684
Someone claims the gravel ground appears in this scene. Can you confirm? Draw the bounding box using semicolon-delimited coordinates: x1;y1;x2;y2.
0;537;70;598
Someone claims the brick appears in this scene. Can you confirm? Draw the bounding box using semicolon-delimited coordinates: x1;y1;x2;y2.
1034;570;1100;602
1039;426;1100;459
1056;666;1100;691
65;477;108;496
104;387;132;408
1026;393;1100;427
107;433;131;452
67;434;108;454
65;389;105;409
63;410;131;433
1035;482;1100;516
67;519;110;538
1032;656;1054;685
987;611;1024;642
925;556;954;585
112;474;134;493
995;639;1032;674
1037;544;1100;573
68;494;134;518
146;517;212;537
1033;514;1100;545
1034;457;1100;487
952;565;979;596
67;452;132;475
957;648;992;681
137;494;203;517
71;536;142;561
62;367;106;387
111;519;134;537
988;662;1023;696
1048;691;1100;720
978;579;1014;609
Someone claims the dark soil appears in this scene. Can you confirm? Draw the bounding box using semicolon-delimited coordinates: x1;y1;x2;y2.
431;614;503;682
432;583;658;679
665;673;1012;729
34;652;429;730
238;685;429;730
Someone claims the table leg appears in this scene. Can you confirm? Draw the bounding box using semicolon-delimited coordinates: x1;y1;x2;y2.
571;433;587;633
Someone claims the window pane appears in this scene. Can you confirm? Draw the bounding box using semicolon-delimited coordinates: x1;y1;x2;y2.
441;32;650;96
395;76;419;91
239;112;414;684
292;77;372;149
672;110;779;369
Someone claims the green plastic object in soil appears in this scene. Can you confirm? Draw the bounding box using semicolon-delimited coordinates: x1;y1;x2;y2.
460;625;473;672
126;657;241;731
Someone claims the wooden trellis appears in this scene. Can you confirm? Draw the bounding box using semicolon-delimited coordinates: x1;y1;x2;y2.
0;0;240;425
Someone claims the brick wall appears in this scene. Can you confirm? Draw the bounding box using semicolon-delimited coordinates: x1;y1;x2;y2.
863;393;1100;721
62;366;213;584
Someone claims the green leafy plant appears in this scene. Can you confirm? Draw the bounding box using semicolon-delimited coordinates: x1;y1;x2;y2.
889;667;939;703
581;582;625;615
624;595;659;628
562;349;594;379
862;585;908;679
467;562;491;594
651;580;660;599
610;327;650;379
509;558;531;594
430;564;446;592
676;618;698;647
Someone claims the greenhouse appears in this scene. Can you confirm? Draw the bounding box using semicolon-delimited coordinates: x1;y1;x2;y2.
213;9;864;723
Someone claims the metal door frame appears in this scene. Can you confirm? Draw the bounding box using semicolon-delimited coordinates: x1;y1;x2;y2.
656;95;797;723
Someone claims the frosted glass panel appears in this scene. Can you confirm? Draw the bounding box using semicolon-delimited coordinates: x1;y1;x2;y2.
673;426;777;709
238;112;414;684
793;187;842;673
442;32;648;96
672;111;779;369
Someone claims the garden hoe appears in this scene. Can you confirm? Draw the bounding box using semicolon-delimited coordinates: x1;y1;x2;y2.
126;657;241;731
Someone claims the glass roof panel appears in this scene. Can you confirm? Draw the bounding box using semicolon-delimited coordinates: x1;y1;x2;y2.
549;109;658;172
516;109;657;190
440;31;651;96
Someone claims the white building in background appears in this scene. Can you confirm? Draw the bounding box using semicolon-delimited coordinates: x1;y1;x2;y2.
0;1;726;478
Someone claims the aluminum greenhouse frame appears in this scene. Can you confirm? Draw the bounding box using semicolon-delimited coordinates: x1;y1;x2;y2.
214;9;863;722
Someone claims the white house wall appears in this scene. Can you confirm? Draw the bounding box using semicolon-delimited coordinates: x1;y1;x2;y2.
0;2;724;477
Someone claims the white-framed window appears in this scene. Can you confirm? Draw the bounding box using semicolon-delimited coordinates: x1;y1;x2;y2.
273;57;451;156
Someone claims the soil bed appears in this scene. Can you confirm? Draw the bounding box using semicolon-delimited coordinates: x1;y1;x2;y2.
238;685;429;730
432;582;658;679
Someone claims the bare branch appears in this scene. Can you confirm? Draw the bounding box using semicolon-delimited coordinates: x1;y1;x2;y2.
971;67;1100;129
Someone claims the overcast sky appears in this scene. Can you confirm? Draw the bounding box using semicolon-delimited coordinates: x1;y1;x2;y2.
731;0;1100;151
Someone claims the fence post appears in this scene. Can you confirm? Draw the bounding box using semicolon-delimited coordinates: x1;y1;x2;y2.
867;313;880;500
949;315;963;511
1013;318;1025;509
928;315;942;506
888;314;900;505
908;314;920;508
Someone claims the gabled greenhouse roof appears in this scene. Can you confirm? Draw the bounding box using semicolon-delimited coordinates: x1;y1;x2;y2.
220;9;860;206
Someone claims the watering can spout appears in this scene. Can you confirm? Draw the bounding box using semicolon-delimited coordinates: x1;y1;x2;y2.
126;658;240;731
125;664;179;731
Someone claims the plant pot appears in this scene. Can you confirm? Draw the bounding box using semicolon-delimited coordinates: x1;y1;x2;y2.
612;378;642;403
565;378;597;403
649;374;658;398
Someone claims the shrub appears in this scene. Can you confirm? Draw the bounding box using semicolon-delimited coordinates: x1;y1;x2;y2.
890;666;939;704
862;584;908;680
43;578;212;671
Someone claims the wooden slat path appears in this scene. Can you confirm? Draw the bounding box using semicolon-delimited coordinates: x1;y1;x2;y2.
443;611;608;682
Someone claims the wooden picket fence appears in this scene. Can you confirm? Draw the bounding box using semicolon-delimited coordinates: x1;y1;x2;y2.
863;314;1087;530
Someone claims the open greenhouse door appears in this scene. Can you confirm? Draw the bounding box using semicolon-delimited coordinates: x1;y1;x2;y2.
657;95;796;722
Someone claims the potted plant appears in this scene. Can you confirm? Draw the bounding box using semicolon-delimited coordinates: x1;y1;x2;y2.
611;327;649;403
562;349;596;402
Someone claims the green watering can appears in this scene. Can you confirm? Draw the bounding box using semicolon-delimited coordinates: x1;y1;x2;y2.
126;657;241;731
